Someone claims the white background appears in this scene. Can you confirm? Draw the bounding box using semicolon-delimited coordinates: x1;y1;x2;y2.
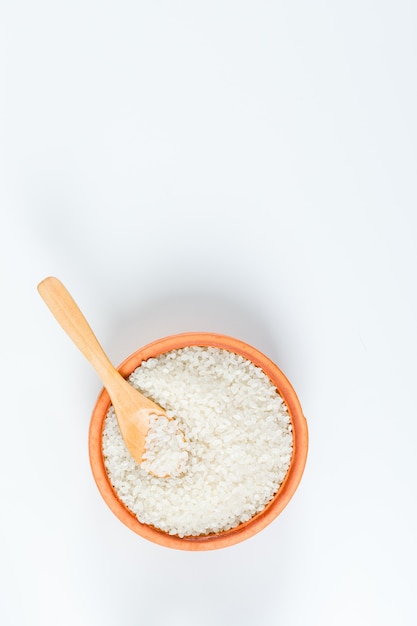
1;2;416;625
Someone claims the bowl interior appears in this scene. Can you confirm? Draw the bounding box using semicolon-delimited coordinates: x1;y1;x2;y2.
89;332;308;550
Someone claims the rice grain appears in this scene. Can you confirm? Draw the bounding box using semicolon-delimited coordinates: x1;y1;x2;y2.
102;346;293;537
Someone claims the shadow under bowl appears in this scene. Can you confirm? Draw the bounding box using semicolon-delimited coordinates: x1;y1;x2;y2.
89;332;308;550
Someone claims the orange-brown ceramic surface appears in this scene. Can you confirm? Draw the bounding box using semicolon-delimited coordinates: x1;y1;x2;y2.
89;333;308;550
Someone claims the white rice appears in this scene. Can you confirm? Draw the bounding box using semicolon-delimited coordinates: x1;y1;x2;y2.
102;346;293;537
141;414;188;478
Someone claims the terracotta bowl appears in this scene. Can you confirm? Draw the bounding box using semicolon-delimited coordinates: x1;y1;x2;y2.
89;332;308;550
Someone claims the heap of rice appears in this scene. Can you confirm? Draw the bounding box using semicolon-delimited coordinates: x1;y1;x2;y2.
102;346;293;537
141;414;188;477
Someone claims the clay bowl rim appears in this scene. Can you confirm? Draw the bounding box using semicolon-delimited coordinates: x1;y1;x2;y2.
88;332;308;551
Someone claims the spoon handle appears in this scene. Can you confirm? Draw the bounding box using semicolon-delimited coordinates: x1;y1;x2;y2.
37;276;123;392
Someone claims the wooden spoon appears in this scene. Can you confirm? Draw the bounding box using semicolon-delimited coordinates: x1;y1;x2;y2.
37;276;168;467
